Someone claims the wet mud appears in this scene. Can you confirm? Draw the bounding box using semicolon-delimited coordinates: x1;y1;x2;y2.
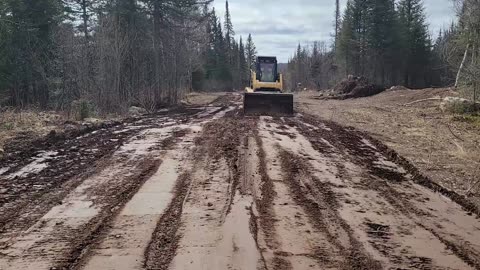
1;93;480;270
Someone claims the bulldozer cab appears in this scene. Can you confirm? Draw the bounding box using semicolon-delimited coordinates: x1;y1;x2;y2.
257;57;277;83
244;56;294;115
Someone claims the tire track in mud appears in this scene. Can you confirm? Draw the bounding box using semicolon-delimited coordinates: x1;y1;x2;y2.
75;106;241;270
276;114;480;269
296;114;480;217
145;111;261;270
0;109;202;233
143;172;192;270
73;127;196;270
252;133;293;270
278;149;382;270
2;93;480;270
255;118;341;269
0;105;236;270
0;122;186;269
62;158;162;269
0;154;162;269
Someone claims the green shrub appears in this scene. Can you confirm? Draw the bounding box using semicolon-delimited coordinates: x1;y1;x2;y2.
72;99;95;121
442;97;478;114
0;122;14;130
453;114;480;126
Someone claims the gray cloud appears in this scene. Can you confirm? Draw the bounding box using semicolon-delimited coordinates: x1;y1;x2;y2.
214;0;456;62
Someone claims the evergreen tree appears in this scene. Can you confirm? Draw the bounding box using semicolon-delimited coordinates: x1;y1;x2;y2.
335;0;341;51
367;0;398;84
65;0;94;40
224;0;235;88
0;2;11;96
238;36;248;86
398;0;431;87
224;0;235;47
245;33;257;71
337;0;406;86
205;8;219;81
337;0;360;76
216;20;230;82
2;0;65;107
201;5;250;91
231;39;240;88
311;42;322;88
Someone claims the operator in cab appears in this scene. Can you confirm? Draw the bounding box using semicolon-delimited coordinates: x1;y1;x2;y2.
260;63;275;82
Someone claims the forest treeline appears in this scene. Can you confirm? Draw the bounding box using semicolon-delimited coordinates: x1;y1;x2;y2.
1;0;478;112
287;0;480;101
0;0;255;112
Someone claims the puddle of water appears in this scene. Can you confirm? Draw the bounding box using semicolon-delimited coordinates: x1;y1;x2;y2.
301;121;320;131
211;106;236;120
373;154;407;174
6;151;58;179
320;138;335;149
318;123;332;131
121;157;179;216
112;125;148;134
43;196;99;219
117;125;180;157
361;138;378;150
0;167;10;175
197;107;221;118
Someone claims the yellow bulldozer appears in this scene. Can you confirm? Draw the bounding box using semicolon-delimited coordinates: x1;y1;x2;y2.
244;56;294;115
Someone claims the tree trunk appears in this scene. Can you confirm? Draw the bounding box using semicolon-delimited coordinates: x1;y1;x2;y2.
455;43;470;89
81;0;89;41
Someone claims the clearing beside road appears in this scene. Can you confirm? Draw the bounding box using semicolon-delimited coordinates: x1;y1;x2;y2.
0;91;479;270
298;88;480;205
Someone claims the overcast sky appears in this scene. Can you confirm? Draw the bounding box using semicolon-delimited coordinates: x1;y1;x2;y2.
213;0;457;62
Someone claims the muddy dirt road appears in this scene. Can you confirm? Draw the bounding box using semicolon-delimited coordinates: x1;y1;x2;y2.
1;93;479;270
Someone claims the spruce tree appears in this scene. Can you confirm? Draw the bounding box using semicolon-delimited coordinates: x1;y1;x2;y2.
223;0;235;88
337;0;357;76
245;33;257;71
205;8;219;81
224;0;235;47
239;36;248;87
398;0;431;87
335;0;341;51
216;20;231;83
2;0;64;107
367;0;397;84
0;2;11;94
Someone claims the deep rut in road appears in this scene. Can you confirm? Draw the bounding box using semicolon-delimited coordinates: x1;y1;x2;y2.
1;93;480;270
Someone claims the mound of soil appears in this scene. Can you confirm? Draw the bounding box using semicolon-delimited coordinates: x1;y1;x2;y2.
333;76;386;99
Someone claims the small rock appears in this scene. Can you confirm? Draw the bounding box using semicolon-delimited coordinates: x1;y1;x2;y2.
207;202;213;207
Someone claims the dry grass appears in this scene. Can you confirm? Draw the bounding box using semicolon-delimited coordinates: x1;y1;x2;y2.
296;88;480;205
183;92;225;106
0;108;66;150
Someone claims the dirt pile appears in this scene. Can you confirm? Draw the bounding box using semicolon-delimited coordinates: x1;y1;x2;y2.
333;76;386;99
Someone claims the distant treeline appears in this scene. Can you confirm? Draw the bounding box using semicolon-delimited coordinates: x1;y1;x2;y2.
286;0;480;100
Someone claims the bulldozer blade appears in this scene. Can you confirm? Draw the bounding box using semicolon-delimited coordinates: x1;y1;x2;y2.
244;92;294;116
